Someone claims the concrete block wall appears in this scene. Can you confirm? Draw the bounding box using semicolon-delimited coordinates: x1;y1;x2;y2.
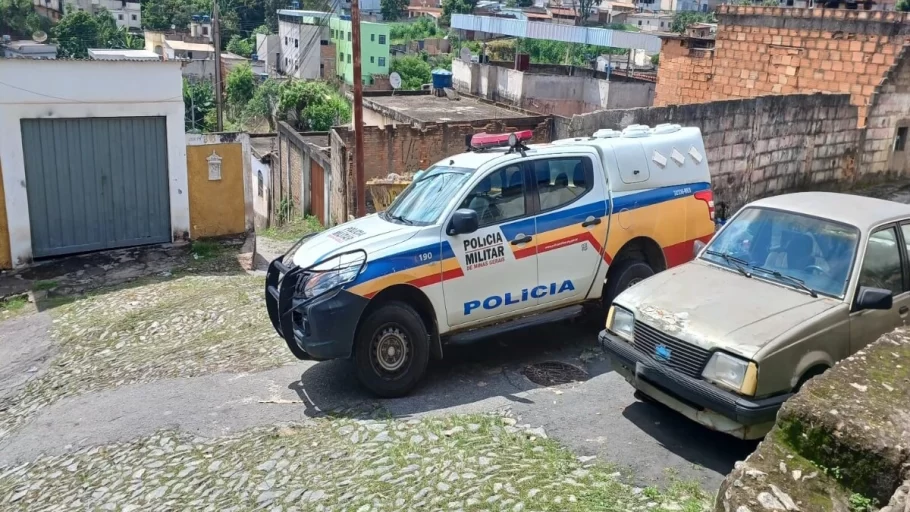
557;93;860;211
863;45;910;180
654;5;910;124
331;117;552;219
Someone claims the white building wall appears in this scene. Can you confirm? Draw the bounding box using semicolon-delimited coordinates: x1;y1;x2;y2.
0;60;189;267
278;20;326;79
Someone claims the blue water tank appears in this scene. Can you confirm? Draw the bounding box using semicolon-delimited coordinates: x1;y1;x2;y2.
431;69;453;89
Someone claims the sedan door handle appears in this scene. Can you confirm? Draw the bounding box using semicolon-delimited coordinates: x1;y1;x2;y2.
511;234;533;245
582;216;602;228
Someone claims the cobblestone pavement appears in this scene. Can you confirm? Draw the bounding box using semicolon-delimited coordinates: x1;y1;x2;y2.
0;415;710;511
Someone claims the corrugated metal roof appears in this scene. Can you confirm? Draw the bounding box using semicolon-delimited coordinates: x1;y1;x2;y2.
451;14;660;51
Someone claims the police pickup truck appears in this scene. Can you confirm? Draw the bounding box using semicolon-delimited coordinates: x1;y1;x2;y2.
266;125;716;397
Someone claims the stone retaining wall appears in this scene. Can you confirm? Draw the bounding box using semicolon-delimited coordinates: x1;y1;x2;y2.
716;328;910;512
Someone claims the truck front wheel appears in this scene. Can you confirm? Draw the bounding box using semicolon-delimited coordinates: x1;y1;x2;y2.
353;301;430;398
603;260;654;307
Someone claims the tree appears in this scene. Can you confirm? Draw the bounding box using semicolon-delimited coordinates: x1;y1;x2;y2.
53;10;100;59
670;11;715;33
1;0;48;37
381;0;408;21
442;0;477;24
573;0;601;26
242;78;280;130
277;81;351;131
650;53;659;67
390;55;432;90
225;62;256;119
184;79;215;132
226;34;253;57
897;0;910;10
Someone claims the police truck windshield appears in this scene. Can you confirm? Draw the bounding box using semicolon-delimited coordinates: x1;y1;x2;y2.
382;166;473;226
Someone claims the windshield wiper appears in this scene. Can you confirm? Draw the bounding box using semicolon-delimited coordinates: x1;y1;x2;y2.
750;266;818;298
387;213;413;225
704;250;752;278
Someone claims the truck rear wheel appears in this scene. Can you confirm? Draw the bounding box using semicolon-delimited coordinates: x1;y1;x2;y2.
353;301;430;398
603;260;654;307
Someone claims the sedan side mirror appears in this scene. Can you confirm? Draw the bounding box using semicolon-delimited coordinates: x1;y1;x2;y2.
693;239;707;258
854;286;893;312
448;208;479;236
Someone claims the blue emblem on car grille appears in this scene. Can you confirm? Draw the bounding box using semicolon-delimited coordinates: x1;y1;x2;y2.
655;344;672;362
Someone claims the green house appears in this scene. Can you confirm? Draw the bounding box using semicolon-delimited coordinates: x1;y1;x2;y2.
329;17;391;85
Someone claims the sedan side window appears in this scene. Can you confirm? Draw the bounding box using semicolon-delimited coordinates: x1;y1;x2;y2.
458;165;526;227
858;227;904;295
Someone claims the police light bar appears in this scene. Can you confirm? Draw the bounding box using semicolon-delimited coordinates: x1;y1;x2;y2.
469;130;533;150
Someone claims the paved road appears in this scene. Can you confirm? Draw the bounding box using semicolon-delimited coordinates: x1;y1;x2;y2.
0;314;752;490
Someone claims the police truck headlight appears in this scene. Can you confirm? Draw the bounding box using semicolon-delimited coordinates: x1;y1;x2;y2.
303;253;366;298
607;305;635;343
701;352;758;395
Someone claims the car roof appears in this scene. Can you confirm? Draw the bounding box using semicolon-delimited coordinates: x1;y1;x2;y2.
748;192;910;231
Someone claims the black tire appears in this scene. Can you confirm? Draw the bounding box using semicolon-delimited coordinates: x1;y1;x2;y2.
603;259;655;307
795;366;828;393
634;390;657;404
353;301;430;398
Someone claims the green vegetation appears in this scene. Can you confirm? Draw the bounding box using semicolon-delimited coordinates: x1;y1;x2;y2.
442;0;477;24
52;8;143;59
277;80;351;131
241;78;281;131
225;62;256;120
261;215;325;241
190;240;222;260
670;11;716;33
849;493;877;512
0;0;51;38
0;295;29;320
34;280;58;291
897;0;910;10
389;17;442;44
515;38;628;66
183;79;216;133
651;53;660;66
391;55;433;90
141;0;282;49
381;0;409;21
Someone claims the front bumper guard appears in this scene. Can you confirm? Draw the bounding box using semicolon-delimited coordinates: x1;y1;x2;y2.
265;239;368;360
599;330;790;426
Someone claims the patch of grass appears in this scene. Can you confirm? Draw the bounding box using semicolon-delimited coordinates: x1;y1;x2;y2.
261;215;324;242
0;295;30;320
190;240;222;260
33;280;58;291
849;493;877;512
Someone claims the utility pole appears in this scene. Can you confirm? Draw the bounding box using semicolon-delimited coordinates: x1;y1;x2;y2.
351;0;366;217
213;0;224;131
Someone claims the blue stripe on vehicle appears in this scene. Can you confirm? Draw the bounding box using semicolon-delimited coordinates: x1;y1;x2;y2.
350;241;450;286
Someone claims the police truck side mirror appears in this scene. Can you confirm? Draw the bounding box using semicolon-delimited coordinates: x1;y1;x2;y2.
449;209;479;236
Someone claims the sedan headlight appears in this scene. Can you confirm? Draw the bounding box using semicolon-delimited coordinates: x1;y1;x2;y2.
702;352;758;395
302;252;366;298
606;305;635;342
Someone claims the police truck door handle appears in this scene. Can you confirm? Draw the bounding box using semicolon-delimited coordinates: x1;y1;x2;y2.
511;234;532;245
582;216;602;228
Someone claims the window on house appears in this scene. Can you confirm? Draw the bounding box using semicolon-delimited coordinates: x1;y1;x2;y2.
370;56;375;63
379;35;386;44
187;51;193;59
347;53;351;63
257;171;264;197
131;14;136;20
202;26;209;35
295;39;299;48
896;127;908;152
285;36;288;44
118;14;123;20
378;57;386;66
638;20;642;25
320;39;328;45
347;31;351;41
371;34;375;42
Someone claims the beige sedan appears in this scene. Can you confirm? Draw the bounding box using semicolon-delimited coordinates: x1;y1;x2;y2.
600;192;910;439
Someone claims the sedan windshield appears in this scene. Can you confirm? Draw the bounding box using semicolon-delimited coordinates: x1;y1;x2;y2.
382;166;472;225
701;207;860;298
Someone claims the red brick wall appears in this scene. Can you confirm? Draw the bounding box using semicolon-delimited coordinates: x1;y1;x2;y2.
331;118;552;215
321;43;335;80
655;6;910;125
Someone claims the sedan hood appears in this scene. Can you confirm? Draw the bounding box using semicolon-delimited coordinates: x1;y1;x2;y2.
291;214;420;268
617;261;842;359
